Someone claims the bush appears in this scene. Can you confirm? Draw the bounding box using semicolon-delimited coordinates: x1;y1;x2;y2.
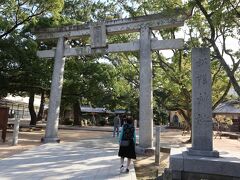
99;119;106;126
62;118;73;125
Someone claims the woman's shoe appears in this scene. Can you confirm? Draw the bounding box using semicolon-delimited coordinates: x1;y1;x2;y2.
120;165;124;173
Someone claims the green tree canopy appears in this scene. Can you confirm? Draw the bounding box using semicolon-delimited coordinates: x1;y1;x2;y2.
0;0;64;39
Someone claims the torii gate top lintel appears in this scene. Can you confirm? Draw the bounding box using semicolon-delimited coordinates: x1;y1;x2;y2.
34;8;191;40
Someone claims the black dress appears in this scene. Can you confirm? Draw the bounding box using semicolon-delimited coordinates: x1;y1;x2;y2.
118;123;136;159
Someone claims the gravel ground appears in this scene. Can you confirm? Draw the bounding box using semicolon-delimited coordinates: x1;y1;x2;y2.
0;128;239;179
0;128;111;159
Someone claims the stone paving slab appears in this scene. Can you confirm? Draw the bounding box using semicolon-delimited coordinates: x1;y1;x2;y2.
0;138;137;180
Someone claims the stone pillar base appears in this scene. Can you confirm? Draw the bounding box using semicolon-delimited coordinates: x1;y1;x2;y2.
135;145;154;156
41;137;60;143
187;148;219;157
167;147;240;179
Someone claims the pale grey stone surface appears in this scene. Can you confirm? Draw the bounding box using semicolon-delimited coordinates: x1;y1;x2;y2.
191;48;212;151
151;39;184;50
37;39;184;58
187;148;219;157
12;114;20;145
170;148;240;178
155;126;161;165
34;12;187;40
169;148;184;171
0;138;137;180
90;22;106;48
139;26;153;149
189;48;219;157
43;37;66;143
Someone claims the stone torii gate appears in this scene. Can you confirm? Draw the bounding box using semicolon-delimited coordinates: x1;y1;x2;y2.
34;11;188;148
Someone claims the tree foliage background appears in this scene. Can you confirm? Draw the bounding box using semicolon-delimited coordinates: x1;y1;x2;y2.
0;0;239;126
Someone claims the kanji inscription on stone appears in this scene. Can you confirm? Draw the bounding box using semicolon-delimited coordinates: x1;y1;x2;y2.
90;22;106;48
191;48;213;151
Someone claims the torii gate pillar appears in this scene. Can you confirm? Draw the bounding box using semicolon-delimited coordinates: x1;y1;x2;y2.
139;26;153;148
42;37;66;143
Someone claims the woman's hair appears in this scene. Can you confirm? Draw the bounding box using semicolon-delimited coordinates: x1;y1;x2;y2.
126;116;133;124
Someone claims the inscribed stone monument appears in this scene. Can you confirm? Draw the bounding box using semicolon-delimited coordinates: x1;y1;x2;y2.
188;48;219;157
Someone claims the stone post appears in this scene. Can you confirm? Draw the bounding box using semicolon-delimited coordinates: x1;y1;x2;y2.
188;48;219;157
155;126;161;165
134;119;137;128
12;112;20;146
139;26;153;148
42;37;66;143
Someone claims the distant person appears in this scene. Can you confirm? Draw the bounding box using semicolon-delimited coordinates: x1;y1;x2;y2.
134;119;137;128
118;117;136;173
172;112;179;127
113;114;120;137
119;115;125;133
105;116;109;124
121;114;127;127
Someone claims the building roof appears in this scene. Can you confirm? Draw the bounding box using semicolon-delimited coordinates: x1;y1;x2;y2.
213;100;240;114
80;106;107;113
114;109;127;114
1;94;42;108
79;107;129;114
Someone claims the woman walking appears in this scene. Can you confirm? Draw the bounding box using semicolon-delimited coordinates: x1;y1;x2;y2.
118;117;136;173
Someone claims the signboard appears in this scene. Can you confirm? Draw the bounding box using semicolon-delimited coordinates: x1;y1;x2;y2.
90;22;106;48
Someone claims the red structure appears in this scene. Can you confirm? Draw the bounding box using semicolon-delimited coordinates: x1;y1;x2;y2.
0;107;9;142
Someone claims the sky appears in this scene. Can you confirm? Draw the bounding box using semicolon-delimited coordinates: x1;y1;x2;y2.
93;0;239;66
161;25;239;66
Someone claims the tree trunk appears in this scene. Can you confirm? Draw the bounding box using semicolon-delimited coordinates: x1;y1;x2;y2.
73;100;80;126
179;108;192;143
210;41;240;96
37;91;45;121
213;81;231;109
186;109;192;143
195;0;240;97
179;109;191;128
29;92;37;126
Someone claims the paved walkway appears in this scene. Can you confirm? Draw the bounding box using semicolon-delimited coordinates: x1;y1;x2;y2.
0;137;137;180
